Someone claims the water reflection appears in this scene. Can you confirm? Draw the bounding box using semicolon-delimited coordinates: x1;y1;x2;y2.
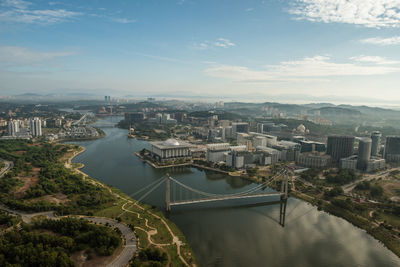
68;117;400;267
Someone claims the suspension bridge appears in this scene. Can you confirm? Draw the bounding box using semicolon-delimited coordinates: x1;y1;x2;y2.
129;169;290;226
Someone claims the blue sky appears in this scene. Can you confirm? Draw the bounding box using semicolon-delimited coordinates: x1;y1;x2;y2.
1;0;400;104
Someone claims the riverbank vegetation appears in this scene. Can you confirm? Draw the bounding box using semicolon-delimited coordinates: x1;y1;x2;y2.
0;139;197;266
0;140;115;214
0;217;121;266
94;187;197;266
290;168;400;258
118;121;173;140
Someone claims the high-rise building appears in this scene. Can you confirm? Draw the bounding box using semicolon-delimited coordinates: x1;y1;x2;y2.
256;123;264;133
155;113;163;123
8;120;20;136
161;113;170;124
30;118;42;137
371;131;382;156
357;137;372;171
384;136;400;162
327;136;355;163
231;122;249;138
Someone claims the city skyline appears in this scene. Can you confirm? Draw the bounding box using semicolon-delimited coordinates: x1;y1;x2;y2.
1;0;400;104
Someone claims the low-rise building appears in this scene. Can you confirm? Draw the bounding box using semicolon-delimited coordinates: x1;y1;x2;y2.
150;139;193;162
340;155;386;172
340;155;358;170
206;143;230;163
296;152;331;168
125;112;146;123
253;136;267;148
273;141;300;162
256;146;280;165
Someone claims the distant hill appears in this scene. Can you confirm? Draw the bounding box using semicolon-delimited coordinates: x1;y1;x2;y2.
15;93;42;97
311;107;362;116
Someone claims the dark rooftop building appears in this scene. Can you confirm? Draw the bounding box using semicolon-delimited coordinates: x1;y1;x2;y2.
327;136;355;163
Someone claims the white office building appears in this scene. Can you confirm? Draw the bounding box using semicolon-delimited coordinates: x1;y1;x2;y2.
206;143;230;163
8;120;20;136
30;118;42;137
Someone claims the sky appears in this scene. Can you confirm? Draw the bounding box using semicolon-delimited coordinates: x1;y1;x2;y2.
0;0;400;104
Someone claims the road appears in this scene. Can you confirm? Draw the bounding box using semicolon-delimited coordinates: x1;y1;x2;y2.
0;160;137;267
0;204;56;223
82;217;137;267
0;204;137;267
0;160;14;178
342;167;399;193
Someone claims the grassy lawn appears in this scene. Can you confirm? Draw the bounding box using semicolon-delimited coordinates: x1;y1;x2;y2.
376;212;400;228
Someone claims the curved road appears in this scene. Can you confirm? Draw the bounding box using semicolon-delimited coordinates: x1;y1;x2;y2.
0;160;13;178
0;205;137;267
0;159;136;267
82;217;137;267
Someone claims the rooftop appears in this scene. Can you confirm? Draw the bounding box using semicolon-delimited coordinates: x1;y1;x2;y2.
150;138;194;149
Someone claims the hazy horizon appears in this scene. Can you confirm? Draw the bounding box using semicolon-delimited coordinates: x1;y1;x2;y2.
3;91;400;110
1;0;400;103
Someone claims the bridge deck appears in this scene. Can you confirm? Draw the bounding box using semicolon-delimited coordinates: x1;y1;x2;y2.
170;192;283;206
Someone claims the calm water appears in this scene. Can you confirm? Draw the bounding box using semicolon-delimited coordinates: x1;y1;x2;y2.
70;117;400;267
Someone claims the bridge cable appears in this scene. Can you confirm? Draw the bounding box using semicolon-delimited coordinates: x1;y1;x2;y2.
169;172;282;199
129;175;165;198
134;178;166;205
169;170;285;200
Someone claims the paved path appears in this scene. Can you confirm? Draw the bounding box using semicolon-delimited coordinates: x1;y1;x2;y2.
0;203;56;223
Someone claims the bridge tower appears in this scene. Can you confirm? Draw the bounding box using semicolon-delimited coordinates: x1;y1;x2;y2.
166;174;171;212
279;171;289;227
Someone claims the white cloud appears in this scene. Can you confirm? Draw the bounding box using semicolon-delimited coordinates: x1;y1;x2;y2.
204;55;400;82
110;17;136;24
361;36;400;45
0;46;75;65
193;38;236;50
289;0;400;28
0;0;81;25
2;0;31;9
349;55;399;65
214;38;235;48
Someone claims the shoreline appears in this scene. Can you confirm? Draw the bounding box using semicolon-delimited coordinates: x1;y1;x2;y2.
289;189;400;258
67;145;197;266
135;152;254;178
135;151;400;258
67;132;400;261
